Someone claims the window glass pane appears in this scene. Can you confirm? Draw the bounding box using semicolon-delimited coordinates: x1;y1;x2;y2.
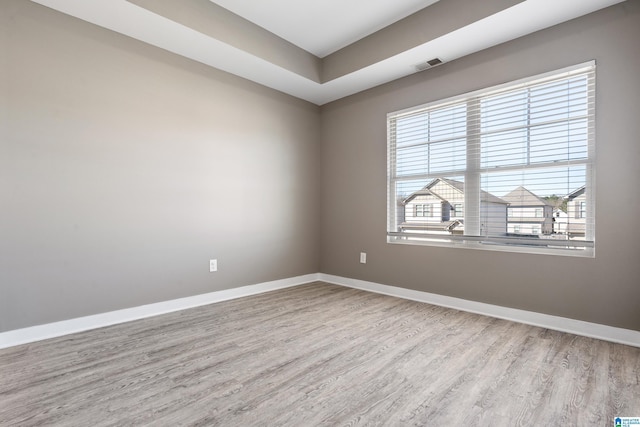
395;114;426;147
480;165;587;241
396;145;428;177
481;90;528;133
393;103;467;176
429;104;467;140
480;165;586;199
395;179;429;199
481;128;528;168
429;138;466;173
529;119;588;163
529;76;588;124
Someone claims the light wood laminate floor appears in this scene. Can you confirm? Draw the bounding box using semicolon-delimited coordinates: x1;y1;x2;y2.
1;282;639;426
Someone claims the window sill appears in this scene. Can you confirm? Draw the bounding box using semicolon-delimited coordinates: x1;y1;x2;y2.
387;235;595;258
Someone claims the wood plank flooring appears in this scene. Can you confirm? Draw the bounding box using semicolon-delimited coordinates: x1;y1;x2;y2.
1;282;639;426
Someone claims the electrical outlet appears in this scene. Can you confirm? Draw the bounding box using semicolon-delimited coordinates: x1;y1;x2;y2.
209;259;217;272
360;252;367;264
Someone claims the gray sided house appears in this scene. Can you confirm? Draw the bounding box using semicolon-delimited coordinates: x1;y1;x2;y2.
502;186;554;236
400;178;508;236
553;208;569;235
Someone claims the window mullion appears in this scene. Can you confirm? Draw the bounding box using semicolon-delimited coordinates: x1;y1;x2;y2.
465;98;481;236
387;119;398;233
585;72;596;242
527;88;531;165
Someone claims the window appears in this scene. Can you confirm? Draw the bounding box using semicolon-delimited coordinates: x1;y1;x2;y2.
387;62;595;256
425;204;433;217
415;204;433;217
579;201;587;219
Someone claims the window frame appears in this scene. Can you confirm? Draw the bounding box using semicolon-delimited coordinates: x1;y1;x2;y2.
579;201;587;219
453;203;463;218
387;62;595;257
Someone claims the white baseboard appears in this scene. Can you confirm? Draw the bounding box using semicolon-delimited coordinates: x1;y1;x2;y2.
0;273;320;349
3;272;639;349
319;273;640;348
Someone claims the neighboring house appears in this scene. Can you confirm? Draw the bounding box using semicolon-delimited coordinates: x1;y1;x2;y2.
565;186;587;238
553;209;569;234
400;178;508;236
502;186;554;236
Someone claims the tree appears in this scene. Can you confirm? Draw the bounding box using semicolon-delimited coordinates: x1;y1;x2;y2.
543;194;567;212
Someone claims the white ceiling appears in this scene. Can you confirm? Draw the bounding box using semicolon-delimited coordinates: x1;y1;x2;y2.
30;0;625;105
209;0;440;58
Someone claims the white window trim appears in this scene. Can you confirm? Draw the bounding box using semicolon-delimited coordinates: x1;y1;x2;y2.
387;62;595;257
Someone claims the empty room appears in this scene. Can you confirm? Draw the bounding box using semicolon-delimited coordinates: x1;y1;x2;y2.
1;0;639;425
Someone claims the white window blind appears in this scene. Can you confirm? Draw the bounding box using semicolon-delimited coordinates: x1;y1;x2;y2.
387;62;595;256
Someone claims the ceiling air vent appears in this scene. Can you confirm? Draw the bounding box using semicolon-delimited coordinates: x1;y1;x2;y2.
414;58;443;72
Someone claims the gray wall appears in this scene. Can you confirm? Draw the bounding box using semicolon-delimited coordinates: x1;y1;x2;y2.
2;1;639;334
320;2;640;331
0;1;320;332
